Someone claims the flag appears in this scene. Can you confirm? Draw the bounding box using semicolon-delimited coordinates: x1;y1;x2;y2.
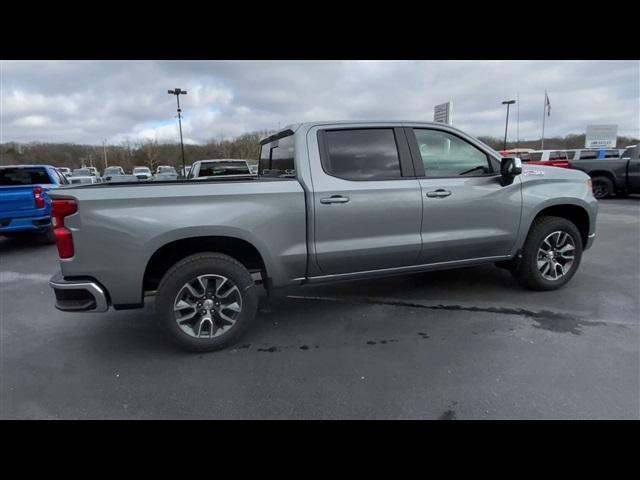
545;91;551;117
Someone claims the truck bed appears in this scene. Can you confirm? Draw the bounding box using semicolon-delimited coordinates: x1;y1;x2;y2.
51;178;308;306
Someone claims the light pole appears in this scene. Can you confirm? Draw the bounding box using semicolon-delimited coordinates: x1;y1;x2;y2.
168;88;188;177
502;99;516;151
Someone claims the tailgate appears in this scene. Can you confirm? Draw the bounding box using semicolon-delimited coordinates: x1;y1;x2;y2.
0;186;36;213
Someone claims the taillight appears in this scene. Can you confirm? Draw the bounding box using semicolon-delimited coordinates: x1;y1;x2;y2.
52;199;77;259
33;186;45;209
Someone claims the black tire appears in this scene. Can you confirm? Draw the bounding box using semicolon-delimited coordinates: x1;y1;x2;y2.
591;176;614;199
155;252;258;352
40;227;56;245
512;216;583;291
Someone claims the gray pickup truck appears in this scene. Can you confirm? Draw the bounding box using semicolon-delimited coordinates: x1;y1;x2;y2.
49;121;597;352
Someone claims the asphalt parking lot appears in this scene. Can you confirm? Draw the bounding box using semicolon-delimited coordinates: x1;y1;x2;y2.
1;199;638;419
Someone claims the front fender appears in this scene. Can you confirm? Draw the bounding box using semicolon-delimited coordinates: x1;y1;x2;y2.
513;174;597;253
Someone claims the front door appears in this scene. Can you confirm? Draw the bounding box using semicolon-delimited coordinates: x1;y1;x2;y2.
406;127;523;264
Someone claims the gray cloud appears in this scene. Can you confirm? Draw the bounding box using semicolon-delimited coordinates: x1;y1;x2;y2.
1;60;638;145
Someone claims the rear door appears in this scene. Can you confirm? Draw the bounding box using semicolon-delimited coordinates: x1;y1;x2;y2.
309;126;423;275
405;126;522;264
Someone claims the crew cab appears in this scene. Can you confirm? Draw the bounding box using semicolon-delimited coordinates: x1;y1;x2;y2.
0;164;68;243
49;121;597;352
569;145;640;198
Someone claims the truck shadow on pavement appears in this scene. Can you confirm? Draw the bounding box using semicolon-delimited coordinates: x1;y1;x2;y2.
77;267;607;358
0;236;55;253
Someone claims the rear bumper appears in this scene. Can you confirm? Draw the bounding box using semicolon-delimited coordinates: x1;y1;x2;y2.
0;215;51;234
49;272;109;312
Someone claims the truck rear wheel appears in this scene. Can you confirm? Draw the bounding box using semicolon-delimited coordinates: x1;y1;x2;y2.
591;176;613;199
155;252;258;352
512;216;583;291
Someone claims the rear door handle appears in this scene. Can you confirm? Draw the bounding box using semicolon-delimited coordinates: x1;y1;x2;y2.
320;195;350;204
426;189;452;198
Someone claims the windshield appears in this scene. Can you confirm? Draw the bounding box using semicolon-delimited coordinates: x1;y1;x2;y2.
197;162;250;176
0;167;52;186
133;167;150;174
259;134;295;177
73;169;90;175
158;167;176;174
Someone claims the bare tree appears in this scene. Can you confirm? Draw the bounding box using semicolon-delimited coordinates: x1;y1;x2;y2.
138;138;161;172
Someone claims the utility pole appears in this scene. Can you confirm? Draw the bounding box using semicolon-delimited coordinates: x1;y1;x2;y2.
502;99;516;151
168;88;188;178
102;139;108;169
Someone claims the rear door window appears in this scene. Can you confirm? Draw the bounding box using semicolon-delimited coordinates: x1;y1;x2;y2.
321;129;402;180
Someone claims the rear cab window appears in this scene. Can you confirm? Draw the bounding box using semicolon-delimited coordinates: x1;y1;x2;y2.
0;167;52;186
259;134;295;177
549;151;568;161
198;161;250;176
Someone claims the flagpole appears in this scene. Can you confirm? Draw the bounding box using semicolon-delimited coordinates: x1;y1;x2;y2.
541;90;547;150
516;92;520;151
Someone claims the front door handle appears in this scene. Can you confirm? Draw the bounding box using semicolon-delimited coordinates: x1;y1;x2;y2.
320;195;350;204
426;189;452;198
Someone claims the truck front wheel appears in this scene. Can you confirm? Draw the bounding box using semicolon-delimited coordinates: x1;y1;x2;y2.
512;216;583;291
155;252;258;352
591;176;614;199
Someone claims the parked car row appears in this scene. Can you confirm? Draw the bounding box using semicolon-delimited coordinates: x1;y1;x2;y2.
499;147;639;198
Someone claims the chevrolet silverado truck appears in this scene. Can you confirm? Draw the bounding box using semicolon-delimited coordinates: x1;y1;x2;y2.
569;145;640;199
0;164;68;243
49;121;598;352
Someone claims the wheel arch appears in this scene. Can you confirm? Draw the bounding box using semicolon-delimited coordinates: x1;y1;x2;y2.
142;233;270;296
525;203;591;248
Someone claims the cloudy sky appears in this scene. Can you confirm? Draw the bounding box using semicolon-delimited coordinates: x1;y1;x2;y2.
1;60;638;145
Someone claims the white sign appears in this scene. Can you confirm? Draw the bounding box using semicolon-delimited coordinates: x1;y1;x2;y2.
585;124;618;148
434;102;453;125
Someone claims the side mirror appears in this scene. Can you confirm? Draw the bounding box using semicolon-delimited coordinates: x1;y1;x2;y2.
501;156;522;177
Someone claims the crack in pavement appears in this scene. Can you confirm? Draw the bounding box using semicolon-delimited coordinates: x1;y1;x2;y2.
285;295;609;335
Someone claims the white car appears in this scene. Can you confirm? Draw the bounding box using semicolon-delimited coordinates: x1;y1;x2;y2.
69;169;99;185
57;167;72;177
154;166;179;181
132;166;153;180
